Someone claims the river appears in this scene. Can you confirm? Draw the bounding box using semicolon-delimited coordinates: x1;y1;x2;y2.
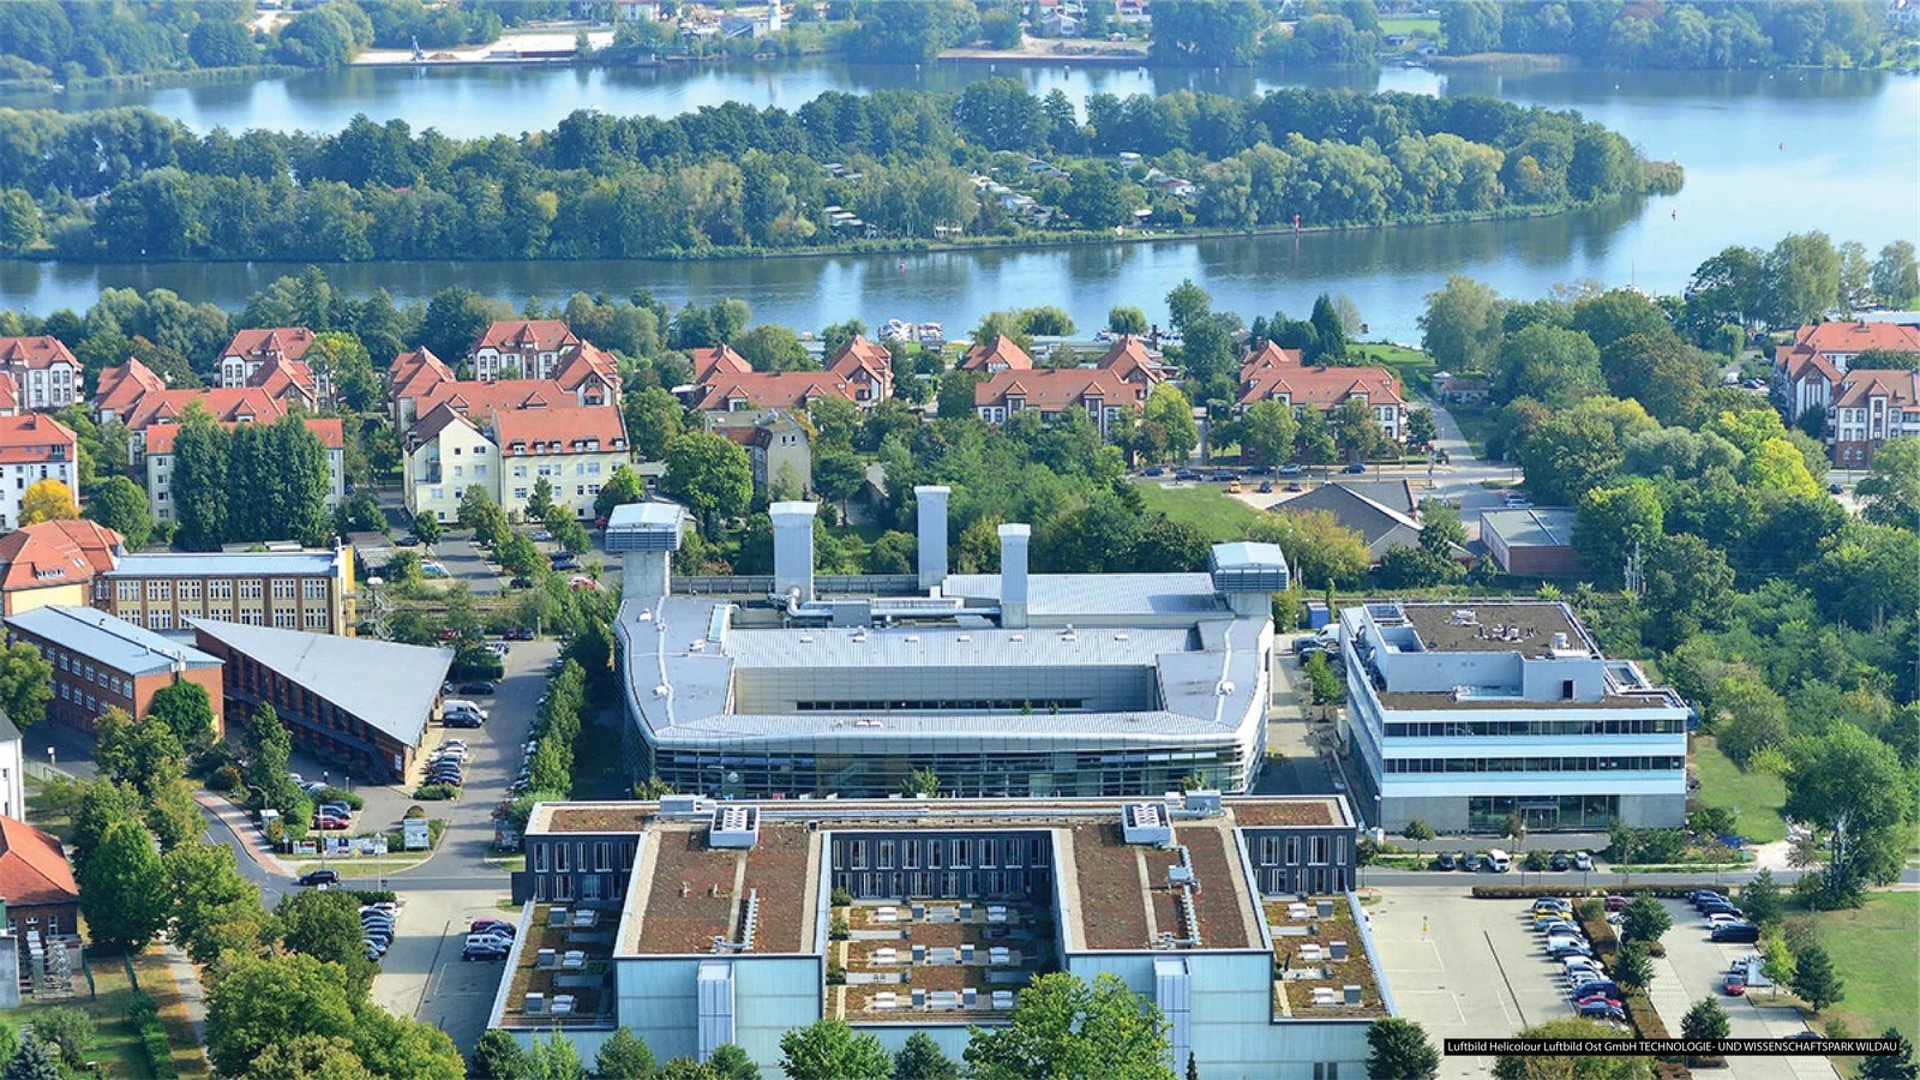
1;61;1915;341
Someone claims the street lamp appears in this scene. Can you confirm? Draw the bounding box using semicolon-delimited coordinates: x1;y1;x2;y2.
45;747;55;768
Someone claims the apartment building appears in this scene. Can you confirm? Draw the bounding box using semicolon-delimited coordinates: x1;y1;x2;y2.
98;546;356;636
1338;601;1688;834
470;320;582;382
972;368;1146;439
0;414;78;532
142;417;346;524
1774;321;1920;463
0;520;122;617
404;400;628;523
5;605;225;739
0;337;82;411
489;792;1378;1078
217;327;321;408
1236;343;1405;442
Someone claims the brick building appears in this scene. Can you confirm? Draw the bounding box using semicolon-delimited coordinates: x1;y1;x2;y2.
4;605;225;738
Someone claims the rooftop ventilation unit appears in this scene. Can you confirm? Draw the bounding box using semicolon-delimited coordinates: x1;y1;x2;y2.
660;794;708;817
1447;608;1478;626
1551;632;1570;650
1120;802;1173;846
1179;790;1224;817
709;806;760;849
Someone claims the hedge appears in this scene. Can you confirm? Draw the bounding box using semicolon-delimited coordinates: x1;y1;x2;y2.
348;888;398;904
1471;884;1728;900
140;1023;178;1080
1575;907;1686;1074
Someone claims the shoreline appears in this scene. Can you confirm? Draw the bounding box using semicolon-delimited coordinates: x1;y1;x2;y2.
2;194;1659;273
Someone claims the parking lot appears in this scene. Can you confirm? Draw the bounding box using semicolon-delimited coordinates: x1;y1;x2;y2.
1653;899;1838;1080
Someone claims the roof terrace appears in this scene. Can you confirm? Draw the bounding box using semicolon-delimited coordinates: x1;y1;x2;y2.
834;898;1058;1022
1265;896;1389;1021
1063;820;1257;952
620;822;817;956
495;903;617;1029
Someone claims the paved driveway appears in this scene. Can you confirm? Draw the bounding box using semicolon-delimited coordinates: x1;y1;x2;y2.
1652;900;1837;1080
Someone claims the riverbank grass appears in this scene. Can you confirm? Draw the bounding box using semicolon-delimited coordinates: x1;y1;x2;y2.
1131;482;1262;542
1803;892;1919;1050
1691;735;1788;844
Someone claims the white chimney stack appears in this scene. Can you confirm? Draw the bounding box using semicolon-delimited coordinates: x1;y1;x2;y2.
770;501;818;602
998;523;1030;630
914;485;950;590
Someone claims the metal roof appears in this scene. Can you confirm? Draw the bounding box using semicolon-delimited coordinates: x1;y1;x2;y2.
724;625;1195;669
6;605;221;677
941;572;1222;616
188;619;450;745
1480;508;1577;548
110;550;344;578
606;502;686;530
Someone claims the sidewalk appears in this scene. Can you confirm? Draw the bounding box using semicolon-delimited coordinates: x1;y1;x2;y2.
193;792;292;877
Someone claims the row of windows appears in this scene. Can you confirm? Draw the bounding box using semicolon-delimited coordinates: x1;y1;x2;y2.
531;839;634;874
52;654;131;699
1384;755;1686;774
1251;833;1343;867
1383;717;1685;738
121;578;322;602
57;682;100;714
836;834;1051;872
792;699;1086;713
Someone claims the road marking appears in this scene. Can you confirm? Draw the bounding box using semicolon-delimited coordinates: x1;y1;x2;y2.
1372;936;1445;973
1483;930;1525;1028
417;918;451;1016
1394;988;1469;1026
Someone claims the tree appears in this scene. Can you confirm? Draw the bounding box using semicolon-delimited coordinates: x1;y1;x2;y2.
1859;1029;1917;1080
594;1028;657;1079
1109;306;1149;336
1612;940;1653;992
733;323;813;371
893;1031;959;1080
708;1043;759;1080
963;972;1174;1080
410;510;442;545
814;447;867;513
1303;651;1342;707
147;679;216;748
349;1006;465;1080
1857;436;1920;529
164;841;272;965
18;478;76;524
1420;275;1504;372
1165;279;1212;337
626;385;688;462
243;703;295;807
1679;997;1729;1041
0;641;53;729
245;1035;373;1080
278;889;368;968
1761;937;1796;999
662;432;753;531
1142;384;1197;462
1247;510;1370;589
1366;1017;1439;1080
1236;400;1299;466
1621;894;1670;943
1308;293;1348;362
778;1019;891;1080
1763;231;1840;327
1641;533;1734;649
28;1008;91;1071
1871;240;1919;307
78;817;168;950
1491;323;1604;404
470;1029;532;1080
1790;943;1844;1013
1330;397;1385;462
1740;869;1782;926
84;474;153;549
1405;408;1437;450
528;476;557;521
1491;1018;1650;1079
900;766;942;799
524;1029;585;1080
1713;674;1788;767
1785;723;1914;897
1574;481;1664;586
5;1033;63;1080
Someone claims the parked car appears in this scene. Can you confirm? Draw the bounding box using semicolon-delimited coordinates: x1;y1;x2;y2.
464;940;510;961
458;681;497;696
318;802;353;817
421;562;450;578
1569;980;1621;1002
1549;852;1571;872
1452;851;1473;871
1723;972;1747;996
1710;922;1761;944
509;577;534;589
1225;481;1244;494
395;535;421;547
1342;462;1367;474
1604;895;1629;912
1548;942;1594;960
1174;470;1201;481
570;575;602;591
296;869;339;887
310;816;350;831
1576;1001;1626;1022
503;627;536;641
1258;481;1274;493
1277;463;1303;476
445;712;483;729
1434;852;1457;870
530;529;553;542
1703;912;1746;929
470;919;516;937
1142;466;1165;477
1573;851;1593;871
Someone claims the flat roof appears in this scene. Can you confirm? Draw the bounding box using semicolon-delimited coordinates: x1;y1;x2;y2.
5;605;221;676
110;550;343;578
1480;508;1577;547
1394;602;1589;656
724;625;1195;669
606;502;685;530
531;796;1348;837
942;572;1222;617
189;619;451;745
623;822;815;956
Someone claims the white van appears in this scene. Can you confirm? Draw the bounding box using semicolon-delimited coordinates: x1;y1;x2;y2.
1485;849;1512;873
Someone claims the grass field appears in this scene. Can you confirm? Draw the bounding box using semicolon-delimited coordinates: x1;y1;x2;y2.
1805;892;1919;1049
20;950;205;1078
1131;481;1262;541
1691;735;1788;843
1378;15;1441;36
1350;342;1438;396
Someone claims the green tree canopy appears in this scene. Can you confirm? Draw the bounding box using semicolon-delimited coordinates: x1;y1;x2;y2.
963;972;1174;1080
778;1018;892;1080
77;817;168;951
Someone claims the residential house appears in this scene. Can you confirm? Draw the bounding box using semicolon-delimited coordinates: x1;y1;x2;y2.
1774;320;1920;421
192;619;452;783
973;368;1146;439
117;387;294;463
100;546;357;636
0;519;123;617
0;337;82;411
959;337;1035;374
469;320;583;382
405;400;630;523
688;345;753;386
0;414;78;532
825;334;894;404
1273;482;1468;565
692;371;866;415
1772;321;1920;464
615;0;662;20
709;410;812;497
143;417;346;524
1431;371;1491;404
217;328;321;409
1829;369;1920;466
1094;336;1168;387
394;372;617;442
387;347;457;429
1235;342;1406;441
0;815;80;940
91;358;169;423
5;605;225;739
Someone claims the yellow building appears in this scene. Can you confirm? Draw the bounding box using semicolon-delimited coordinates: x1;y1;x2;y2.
0;520;122;617
403;404;501;524
99;546;355;636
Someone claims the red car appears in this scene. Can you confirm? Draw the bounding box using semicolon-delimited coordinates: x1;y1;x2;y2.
1604;895;1630;912
1723;973;1747;997
470;918;516;937
310;816;350;831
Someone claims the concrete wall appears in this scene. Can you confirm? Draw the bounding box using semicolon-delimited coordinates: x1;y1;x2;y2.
732;664;1158;714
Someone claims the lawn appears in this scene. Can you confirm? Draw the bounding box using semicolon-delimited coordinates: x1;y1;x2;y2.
19;949;204;1079
1691;735;1788;843
1131;481;1262;541
1350;342;1438;396
1378;15;1440;36
1805;892;1919;1050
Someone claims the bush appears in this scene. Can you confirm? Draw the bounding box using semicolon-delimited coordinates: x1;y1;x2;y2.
317;787;363;810
1470;884;1725;900
347;888;397;904
831;887;852;907
208;765;243;792
414;783;459;801
32;1006;93;1069
141;1023;179;1079
1402;819;1436;842
830;917;850;941
126;990;158;1026
826;961;846;985
403;804;427;819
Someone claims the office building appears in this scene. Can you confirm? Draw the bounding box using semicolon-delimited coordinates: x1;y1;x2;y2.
100;546;356;635
1337;601;1688;833
487;792;1380;1077
607;489;1287;799
4;605;225;739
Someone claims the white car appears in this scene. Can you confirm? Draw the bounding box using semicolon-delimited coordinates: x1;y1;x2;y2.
466;932;513;952
1703;912;1744;929
1572;851;1593;871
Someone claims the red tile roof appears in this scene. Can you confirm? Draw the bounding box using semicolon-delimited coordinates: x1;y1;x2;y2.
1790;320;1920;356
247;354;317;401
0;519;122;592
473;319;580;356
123;388;290;431
222;327;316;365
494;405;627;456
1096;336;1166;384
554;342;621;394
827;335;892;377
0;336;79;372
1237;343;1404;410
91;359;168;417
973;368;1146;412
960;337;1034;373
143;417;343;455
0;372;17;415
1831;368;1920;410
694;371;862;412
690;346;753;385
0;815;79;907
408;379;577;426
0;413;75;465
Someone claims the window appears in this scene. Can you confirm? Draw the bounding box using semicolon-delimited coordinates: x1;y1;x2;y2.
534;844;549;872
239;580;263;599
1313;1065;1339;1080
272;579;297;600
305;610;328;629
595;842;611;872
555;843;570;872
147;581;170;601
117;580;139;601
583;874;602;900
179;580;201;600
304;579;326;600
878;842;894;870
953;839;972;869
555;874;573;901
210;580;233;600
273;610;297;628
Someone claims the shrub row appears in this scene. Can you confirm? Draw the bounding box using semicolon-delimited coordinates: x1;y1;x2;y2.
347;888;397;904
140;1023;179;1080
414;783;459;801
1471;884;1728;900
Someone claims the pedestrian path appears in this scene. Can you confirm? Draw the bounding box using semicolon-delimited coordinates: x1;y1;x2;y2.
192;792;291;876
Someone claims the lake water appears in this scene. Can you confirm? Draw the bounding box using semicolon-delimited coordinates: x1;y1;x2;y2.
2;61;1916;342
